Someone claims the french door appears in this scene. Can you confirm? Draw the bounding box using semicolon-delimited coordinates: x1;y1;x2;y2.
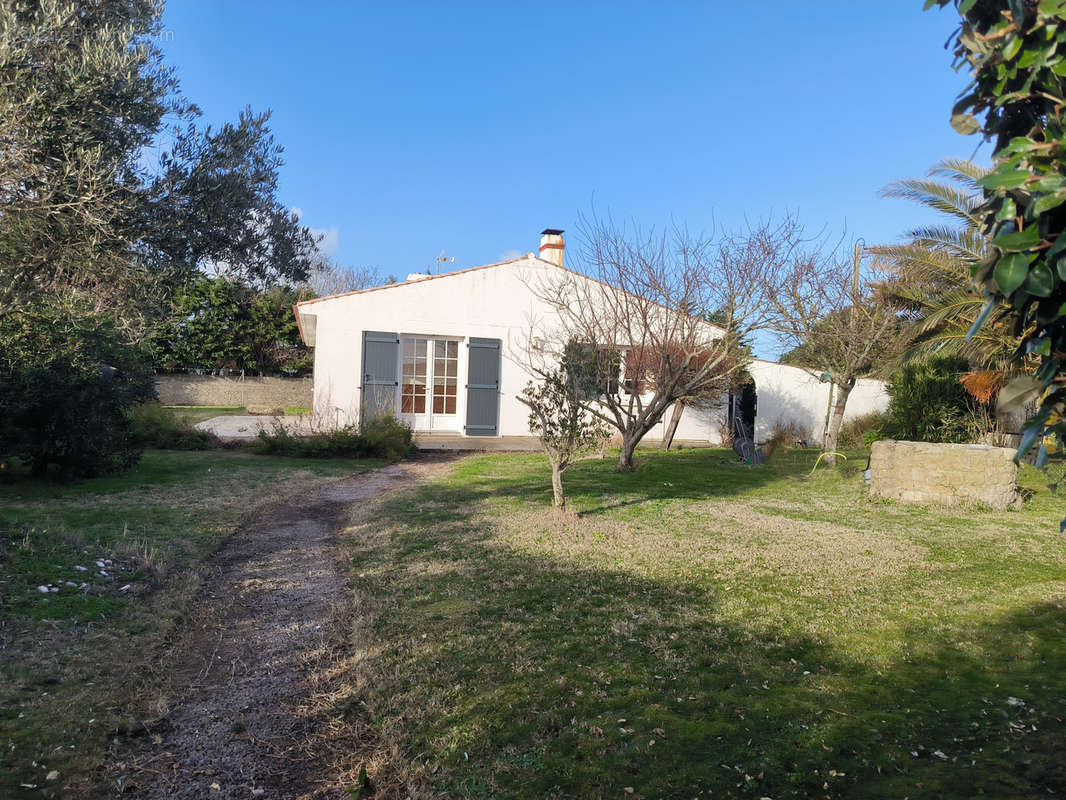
400;337;460;431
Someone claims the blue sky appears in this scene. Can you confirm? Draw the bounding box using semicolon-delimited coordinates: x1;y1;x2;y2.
160;2;984;355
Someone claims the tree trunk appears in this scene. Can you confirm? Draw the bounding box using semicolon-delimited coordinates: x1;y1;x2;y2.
822;380;854;465
550;462;565;508
660;400;684;450
618;434;639;471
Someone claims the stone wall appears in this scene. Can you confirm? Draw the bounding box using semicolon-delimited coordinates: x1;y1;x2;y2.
869;439;1019;510
155;375;312;410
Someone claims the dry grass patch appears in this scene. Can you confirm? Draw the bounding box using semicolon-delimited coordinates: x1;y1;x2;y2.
0;450;375;798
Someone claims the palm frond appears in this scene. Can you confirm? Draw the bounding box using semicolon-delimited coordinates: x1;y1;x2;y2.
874;157;1019;371
929;158;991;192
868;243;971;285
913;293;992;330
907;226;989;262
880;178;982;228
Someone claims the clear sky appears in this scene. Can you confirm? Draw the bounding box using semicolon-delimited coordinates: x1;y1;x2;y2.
159;1;985;356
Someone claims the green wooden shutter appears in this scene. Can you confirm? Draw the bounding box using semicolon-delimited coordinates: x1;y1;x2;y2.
361;331;399;423
465;337;501;436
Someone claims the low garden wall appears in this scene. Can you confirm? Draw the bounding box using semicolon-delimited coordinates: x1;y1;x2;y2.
869;439;1019;510
155;374;312;410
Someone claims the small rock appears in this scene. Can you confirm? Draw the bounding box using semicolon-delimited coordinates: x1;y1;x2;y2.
932;750;948;760
94;561;105;568
1007;696;1026;708
45;770;59;781
36;585;49;594
64;581;77;587
119;584;131;592
73;565;87;572
49;586;59;593
78;583;87;589
97;571;108;578
103;559;112;566
251;790;265;797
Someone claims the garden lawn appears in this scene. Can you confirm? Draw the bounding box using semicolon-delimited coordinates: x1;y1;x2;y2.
0;450;381;798
162;404;245;425
339;447;1066;799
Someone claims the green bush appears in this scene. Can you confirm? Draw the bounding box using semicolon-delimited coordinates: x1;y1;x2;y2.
0;304;155;478
251;416;413;460
883;358;981;444
837;411;889;449
360;415;415;460
130;403;222;450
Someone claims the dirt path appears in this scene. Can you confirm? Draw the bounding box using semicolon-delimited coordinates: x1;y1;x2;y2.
123;455;455;800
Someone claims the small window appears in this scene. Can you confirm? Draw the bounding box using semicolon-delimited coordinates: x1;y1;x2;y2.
596;346;622;396
623;349;647;395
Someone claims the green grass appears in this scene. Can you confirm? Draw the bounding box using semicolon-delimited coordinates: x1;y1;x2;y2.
161;405;309;425
339;447;1066;799
162;404;245;425
0;450;382;797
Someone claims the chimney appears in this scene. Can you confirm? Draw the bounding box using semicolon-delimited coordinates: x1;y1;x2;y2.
539;228;565;267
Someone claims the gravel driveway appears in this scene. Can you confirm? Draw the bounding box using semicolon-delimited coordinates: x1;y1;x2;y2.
121;456;456;799
195;415;313;443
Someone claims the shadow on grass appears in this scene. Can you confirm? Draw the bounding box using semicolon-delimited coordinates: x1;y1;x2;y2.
345;455;1066;800
426;447;827;517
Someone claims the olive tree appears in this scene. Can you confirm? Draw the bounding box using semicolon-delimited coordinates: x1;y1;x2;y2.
0;0;321;478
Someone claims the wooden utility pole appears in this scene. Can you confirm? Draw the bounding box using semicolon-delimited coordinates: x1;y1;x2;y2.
850;240;862;325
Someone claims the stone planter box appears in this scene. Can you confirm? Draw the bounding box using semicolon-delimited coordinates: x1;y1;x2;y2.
869;440;1020;510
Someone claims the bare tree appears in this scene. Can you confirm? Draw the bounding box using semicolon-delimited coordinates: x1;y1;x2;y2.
303;255;381;297
519;340;609;509
530;214;797;471
761;241;901;464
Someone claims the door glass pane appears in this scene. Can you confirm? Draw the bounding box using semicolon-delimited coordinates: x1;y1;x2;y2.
431;339;460;416
401;338;427;414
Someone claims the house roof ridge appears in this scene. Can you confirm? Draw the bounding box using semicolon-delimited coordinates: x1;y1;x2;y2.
295;254;537;307
292;252;729;344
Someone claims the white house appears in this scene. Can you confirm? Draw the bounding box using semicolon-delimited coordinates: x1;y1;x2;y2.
294;229;889;444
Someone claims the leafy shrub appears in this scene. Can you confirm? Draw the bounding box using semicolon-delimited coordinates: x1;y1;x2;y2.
251;416;413;460
130;403;222;450
837;411;889;449
151;276;312;375
359;415;415;460
0;304;155;478
883;358;982;444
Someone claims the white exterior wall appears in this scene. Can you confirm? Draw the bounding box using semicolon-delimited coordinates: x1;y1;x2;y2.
747;359;889;445
299;257;885;445
303;257;547;434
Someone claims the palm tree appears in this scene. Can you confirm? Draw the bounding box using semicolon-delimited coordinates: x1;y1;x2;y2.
869;159;1022;372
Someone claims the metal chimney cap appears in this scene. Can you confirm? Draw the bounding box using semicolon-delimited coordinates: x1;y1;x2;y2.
541;228;564;235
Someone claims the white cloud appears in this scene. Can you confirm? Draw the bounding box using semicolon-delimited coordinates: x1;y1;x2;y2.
311;226;340;257
499;248;523;261
289;208;339;258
